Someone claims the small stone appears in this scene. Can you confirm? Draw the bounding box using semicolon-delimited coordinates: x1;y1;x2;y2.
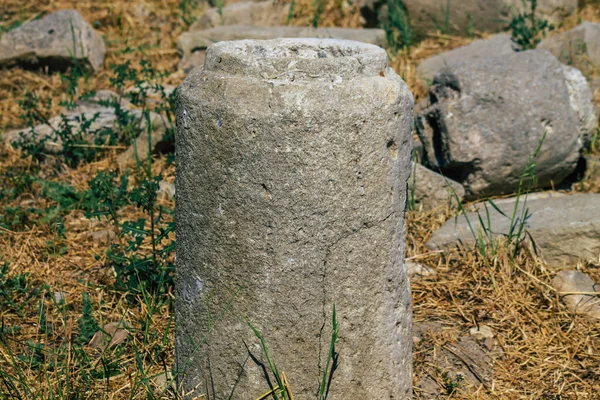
552;270;600;319
469;325;494;340
157;181;175;200
406;261;436;281
89;322;130;350
89;229;116;243
53;292;67;303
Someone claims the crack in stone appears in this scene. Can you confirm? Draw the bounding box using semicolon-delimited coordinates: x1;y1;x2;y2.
315;211;394;397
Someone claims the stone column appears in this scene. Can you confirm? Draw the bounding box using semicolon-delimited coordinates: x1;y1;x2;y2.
175;38;413;399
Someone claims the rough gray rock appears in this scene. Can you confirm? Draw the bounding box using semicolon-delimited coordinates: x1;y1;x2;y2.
2;91;170;166
427;193;600;268
403;0;576;40
191;1;290;31
417;34;519;82
552;270;600;319
539;22;600;76
175;38;414;399
562;65;597;149
416;50;584;199
0;10;106;71
408;162;464;209
177;26;388;73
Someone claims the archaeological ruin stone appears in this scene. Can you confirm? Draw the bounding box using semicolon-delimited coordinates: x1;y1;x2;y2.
403;0;576;40
417;34;519;81
427;193;600;268
190;1;290;31
2;90;171;166
408;162;465;209
562;65;597;149
539;22;600;76
175;38;414;399
0;10;106;71
416;49;591;199
177;26;388;73
552;270;600;319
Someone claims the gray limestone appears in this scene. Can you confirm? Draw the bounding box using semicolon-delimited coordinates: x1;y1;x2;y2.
417;34;519;82
177;25;388;73
404;0;576;39
416;50;587;200
175;38;414;399
0;10;106;71
427;193;600;268
539;22;600;76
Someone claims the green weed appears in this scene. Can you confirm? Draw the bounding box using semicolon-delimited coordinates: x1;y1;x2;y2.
507;0;554;50
382;0;412;51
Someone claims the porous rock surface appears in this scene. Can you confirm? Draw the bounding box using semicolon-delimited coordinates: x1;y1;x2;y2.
539;22;600;76
175;38;414;399
417;34;519;81
416;49;586;199
177;25;388;73
0;10;106;71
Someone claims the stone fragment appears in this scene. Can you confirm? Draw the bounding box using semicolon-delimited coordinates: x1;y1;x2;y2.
190;1;290;31
53;292;67;303
89;322;130;350
2;91;171;166
177;26;388;73
408;162;464;209
427;193;600;268
538;22;600;76
417;50;585;199
561;65;597;149
417;34;519;82
469;325;494;340
89;229;116;243
0;10;106;71
157;181;175;200
175;38;414;399
406;261;436;281
413;321;496;398
552;270;600;319
404;0;576;40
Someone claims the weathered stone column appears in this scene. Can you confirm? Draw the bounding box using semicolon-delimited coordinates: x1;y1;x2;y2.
175;38;413;399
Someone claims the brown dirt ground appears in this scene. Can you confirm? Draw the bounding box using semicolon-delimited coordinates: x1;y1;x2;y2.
1;1;600;399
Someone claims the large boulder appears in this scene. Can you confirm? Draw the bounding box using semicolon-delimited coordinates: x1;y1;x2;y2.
177;25;388;73
417;34;519;82
416;49;591;199
403;0;576;40
538;22;600;77
427;193;600;268
0;10;106;71
190;1;290;31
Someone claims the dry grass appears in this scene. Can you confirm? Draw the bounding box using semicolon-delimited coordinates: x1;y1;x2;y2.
1;0;600;399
